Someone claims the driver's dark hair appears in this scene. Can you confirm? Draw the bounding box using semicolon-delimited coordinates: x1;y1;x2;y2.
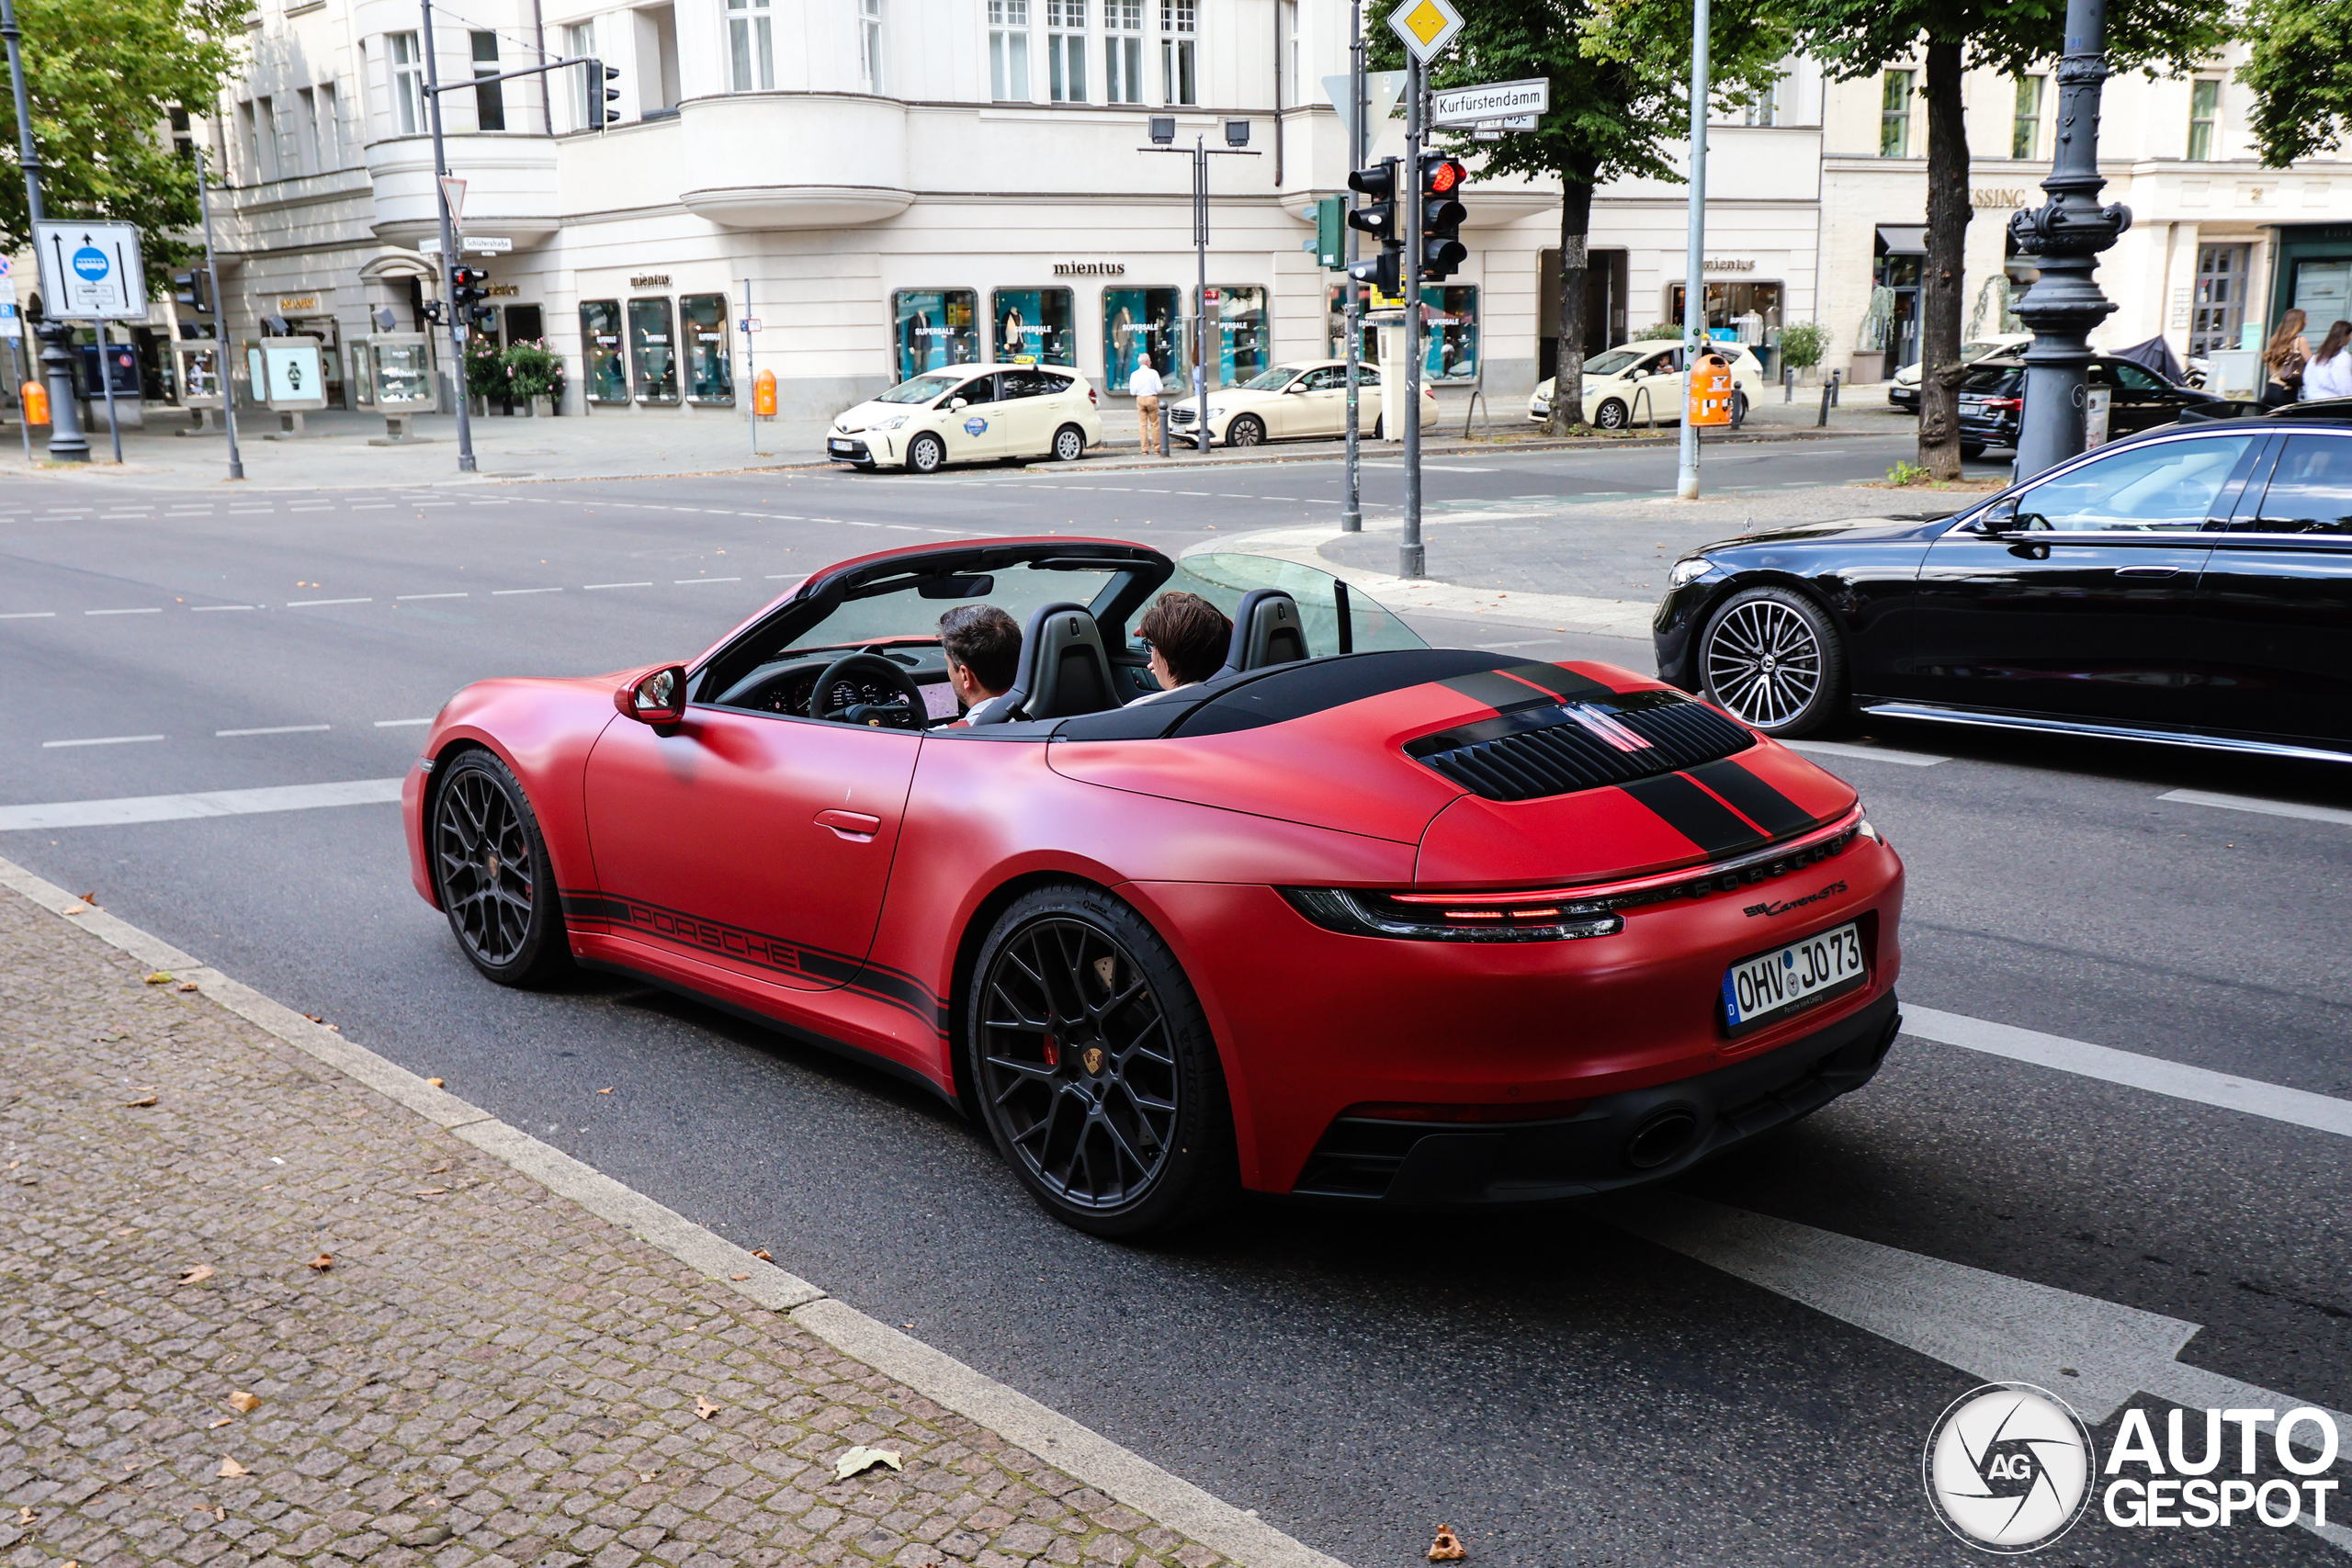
1136;592;1233;685
939;604;1022;694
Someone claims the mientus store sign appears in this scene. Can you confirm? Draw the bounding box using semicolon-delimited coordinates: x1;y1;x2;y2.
1051;261;1127;276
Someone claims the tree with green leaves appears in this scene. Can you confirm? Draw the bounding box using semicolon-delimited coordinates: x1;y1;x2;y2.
1783;0;2228;478
1375;0;1791;435
1;0;252;284
2237;0;2352;166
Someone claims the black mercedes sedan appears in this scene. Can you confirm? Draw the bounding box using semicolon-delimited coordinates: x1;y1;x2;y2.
1955;355;2230;457
1653;413;2352;760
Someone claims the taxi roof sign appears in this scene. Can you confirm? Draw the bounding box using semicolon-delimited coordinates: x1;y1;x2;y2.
1387;0;1463;62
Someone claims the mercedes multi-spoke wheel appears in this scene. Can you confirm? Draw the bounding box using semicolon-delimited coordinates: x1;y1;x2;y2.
431;750;572;985
969;885;1236;1237
1226;414;1265;447
1700;586;1847;737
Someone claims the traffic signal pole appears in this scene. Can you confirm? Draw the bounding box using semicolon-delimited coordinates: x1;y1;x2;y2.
195;147;244;480
1400;55;1424;579
1341;6;1364;534
1676;0;1711;501
419;0;477;473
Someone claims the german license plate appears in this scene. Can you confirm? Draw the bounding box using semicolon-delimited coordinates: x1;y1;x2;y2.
829;439;856;454
1722;921;1866;1033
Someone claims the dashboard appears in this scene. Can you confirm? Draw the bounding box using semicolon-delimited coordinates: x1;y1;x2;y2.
711;643;963;726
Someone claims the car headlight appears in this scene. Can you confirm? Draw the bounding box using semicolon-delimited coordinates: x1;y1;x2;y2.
1280;887;1623;942
872;415;908;431
1668;555;1715;588
1206;406;1226;420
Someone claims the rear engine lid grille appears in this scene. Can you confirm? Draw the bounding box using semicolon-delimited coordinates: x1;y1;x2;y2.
1406;688;1755;802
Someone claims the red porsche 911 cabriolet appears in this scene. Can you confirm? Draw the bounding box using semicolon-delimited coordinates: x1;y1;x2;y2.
403;537;1905;1235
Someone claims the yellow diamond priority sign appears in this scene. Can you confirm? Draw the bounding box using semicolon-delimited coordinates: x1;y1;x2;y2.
1387;0;1464;62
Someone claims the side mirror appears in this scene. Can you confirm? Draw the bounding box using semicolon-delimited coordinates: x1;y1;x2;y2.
949;397;969;411
616;664;688;726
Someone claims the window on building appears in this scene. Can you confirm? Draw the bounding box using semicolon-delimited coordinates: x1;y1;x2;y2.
727;0;775;91
1279;0;1297;107
582;300;628;402
1104;0;1141;103
1880;70;1912;157
2191;243;2250;357
1324;284;1478;377
680;294;735;403
2188;77;2219;162
628;297;680;402
255;97;285;178
989;0;1031;100
319;82;344;165
170;106;195;161
993;288;1078;364
297;88;322;173
471;31;506;130
237;99;262;178
1203;286;1269;388
1160;0;1195;106
273;95;302;173
1102;287;1182;392
1046;0;1086;102
860;0;884;92
1744;75;1782;126
390;31;426;136
2011;75;2042;161
892;289;981;380
562;23;594;124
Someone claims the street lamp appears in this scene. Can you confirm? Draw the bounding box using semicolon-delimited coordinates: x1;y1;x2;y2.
2007;0;2131;480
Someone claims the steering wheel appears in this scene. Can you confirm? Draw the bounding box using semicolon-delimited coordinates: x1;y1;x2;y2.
808;651;926;729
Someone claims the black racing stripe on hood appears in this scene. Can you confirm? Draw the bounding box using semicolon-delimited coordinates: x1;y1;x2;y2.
1169;649;1514;736
1617;773;1770;856
1682;758;1819;838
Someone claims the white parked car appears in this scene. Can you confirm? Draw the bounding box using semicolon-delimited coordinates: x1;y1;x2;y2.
1527;341;1766;430
828;364;1104;473
1886;333;2031;411
1164;358;1440;447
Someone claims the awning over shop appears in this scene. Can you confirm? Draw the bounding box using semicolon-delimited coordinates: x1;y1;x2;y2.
1875;224;1929;256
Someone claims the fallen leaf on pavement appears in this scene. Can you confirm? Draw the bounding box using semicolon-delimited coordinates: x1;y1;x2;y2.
177;1265;217;1286
78;891;99;906
144;971;174;985
177;982;198;993
729;1273;750;1281
307;1254;334;1271
228;1392;262;1413
426;1163;449;1175
426;1077;445;1088
209;1418;232;1428
695;1395;720;1419
16;1507;31;1526
218;1458;249;1478
596;1087;613;1094
751;1248;773;1261
1428;1526;1466;1562
213;1506;226;1522
413;1187;449;1197
835;1446;902;1480
125;1091;158;1107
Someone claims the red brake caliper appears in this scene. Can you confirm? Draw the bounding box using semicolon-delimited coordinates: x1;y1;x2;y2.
1041;1016;1059;1068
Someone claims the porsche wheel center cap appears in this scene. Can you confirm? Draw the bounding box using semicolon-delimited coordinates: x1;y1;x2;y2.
1080;1046;1106;1076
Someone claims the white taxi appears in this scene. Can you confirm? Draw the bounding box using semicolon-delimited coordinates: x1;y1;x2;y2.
1528;341;1766;430
1165;359;1440;447
828;364;1105;473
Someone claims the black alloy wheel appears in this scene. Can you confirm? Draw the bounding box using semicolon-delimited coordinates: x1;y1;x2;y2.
431;750;572;985
1227;413;1266;447
1595;398;1631;430
969;885;1236;1237
1700;585;1848;738
1053;423;1088;461
907;432;946;474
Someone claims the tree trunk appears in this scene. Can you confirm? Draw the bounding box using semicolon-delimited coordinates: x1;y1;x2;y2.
1546;172;1596;436
1917;39;1972;480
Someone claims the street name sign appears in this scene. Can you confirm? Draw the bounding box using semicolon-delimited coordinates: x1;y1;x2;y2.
1431;79;1550;126
739;318;764;333
1386;0;1464;62
462;235;514;253
32;221;147;320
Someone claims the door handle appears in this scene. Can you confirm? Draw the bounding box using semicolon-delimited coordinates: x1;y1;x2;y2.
2112;565;2185;579
815;809;883;841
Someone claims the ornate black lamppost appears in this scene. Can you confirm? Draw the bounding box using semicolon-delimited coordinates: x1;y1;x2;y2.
2007;0;2131;479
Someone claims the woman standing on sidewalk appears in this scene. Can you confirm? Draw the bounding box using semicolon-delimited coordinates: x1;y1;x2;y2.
2302;320;2352;402
2262;310;2311;407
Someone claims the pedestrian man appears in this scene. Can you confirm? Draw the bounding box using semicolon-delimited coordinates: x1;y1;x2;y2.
1129;353;1164;454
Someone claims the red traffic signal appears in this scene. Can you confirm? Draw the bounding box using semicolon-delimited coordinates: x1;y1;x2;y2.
1423;156;1466;195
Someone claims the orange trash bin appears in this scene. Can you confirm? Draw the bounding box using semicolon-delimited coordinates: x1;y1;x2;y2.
753;368;777;417
21;378;50;426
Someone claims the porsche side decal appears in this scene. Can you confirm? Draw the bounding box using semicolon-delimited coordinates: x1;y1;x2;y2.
561;889;949;1033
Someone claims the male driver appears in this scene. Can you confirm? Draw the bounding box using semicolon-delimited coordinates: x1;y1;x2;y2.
1127;592;1232;703
1128;353;1164;455
940;603;1023;724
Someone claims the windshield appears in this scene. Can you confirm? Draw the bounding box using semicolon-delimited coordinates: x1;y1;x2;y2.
875;372;967;405
1239;366;1303;391
1584;349;1644;377
1158;552;1425;659
782;562;1118;656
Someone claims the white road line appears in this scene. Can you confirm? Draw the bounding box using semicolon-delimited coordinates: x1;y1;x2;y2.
492;587;563;595
397;592;469;600
0;776;403;830
675;576;743;583
40;735;165;750
215;724;332;738
375;718;433;728
286;597;371;607
85;607;162;616
1783;739;1951;768
1477;639;1559;649
585;581;653;590
350;503;394;511
2161;787;2352;829
0;612;56;620
191;604;257;612
1906;1004;2352;1138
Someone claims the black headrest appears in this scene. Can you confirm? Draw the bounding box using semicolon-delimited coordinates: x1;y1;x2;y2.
981;601;1119;723
1216;589;1311;679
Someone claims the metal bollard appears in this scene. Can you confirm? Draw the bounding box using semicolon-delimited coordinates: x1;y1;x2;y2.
1783;367;1795;403
1829;369;1842;408
1816;380;1833;428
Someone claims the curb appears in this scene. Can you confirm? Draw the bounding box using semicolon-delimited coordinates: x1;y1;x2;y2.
0;852;1350;1568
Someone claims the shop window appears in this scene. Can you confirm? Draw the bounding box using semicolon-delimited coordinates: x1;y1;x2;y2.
993;288;1077;366
2189;245;2248;358
1669;280;1784;367
681;294;734;403
2292;258;2350;324
389;32;425;137
2188;78;2219;162
1159;0;1195;106
1202;286;1269;389
1320;285;1477;378
628;297;680;403
1104;0;1141;103
1880;69;1912;158
892;289;980;380
582;299;628;403
860;0;885;92
1102;287;1183;393
1046;0;1086;102
471;32;505;131
990;0;1031;101
728;0;775;92
2011;75;2041;162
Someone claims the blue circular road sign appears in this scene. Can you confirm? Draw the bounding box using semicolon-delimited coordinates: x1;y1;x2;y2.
73;246;109;282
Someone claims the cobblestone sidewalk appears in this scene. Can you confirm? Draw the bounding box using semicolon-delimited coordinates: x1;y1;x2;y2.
0;884;1237;1568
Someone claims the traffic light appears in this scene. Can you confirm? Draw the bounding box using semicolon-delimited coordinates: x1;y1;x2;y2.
586;58;621;130
1347;249;1401;299
172;269;216;339
450;266;491;333
1346;158;1399;245
1419;153;1469;282
1313;196;1344;271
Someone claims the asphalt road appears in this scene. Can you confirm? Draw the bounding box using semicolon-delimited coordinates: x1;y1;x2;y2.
4;434;2347;1567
